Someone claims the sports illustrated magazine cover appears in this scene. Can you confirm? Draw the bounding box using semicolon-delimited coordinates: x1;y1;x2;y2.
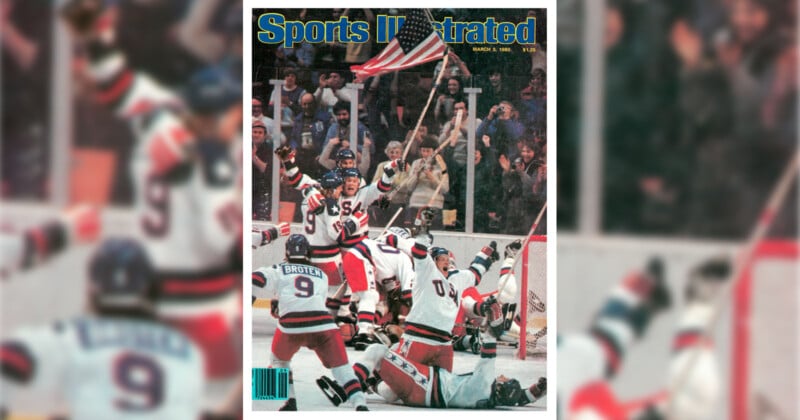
244;6;555;414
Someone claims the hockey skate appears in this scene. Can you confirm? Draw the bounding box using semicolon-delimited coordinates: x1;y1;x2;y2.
316;375;347;407
351;330;391;351
278;398;297;411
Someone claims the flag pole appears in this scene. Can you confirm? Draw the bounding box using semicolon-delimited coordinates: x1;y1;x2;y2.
401;48;450;162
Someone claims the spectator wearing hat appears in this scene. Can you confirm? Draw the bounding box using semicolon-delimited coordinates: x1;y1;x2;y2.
404;136;449;230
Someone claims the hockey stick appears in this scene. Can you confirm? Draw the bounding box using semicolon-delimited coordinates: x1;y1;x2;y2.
494;201;548;301
401;51;450;162
665;153;799;419
377;206;405;237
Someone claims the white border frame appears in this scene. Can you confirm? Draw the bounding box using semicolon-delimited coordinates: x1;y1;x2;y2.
242;3;557;419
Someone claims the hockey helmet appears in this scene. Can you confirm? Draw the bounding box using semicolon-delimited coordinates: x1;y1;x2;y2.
89;237;155;316
285;234;310;261
319;170;343;190
184;67;240;114
491;377;523;407
336;148;356;163
430;246;450;259
340;167;360;179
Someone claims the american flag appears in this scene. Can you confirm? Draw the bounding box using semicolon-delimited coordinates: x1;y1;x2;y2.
351;9;447;81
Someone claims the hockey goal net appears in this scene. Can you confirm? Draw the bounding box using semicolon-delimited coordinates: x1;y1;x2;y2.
513;235;547;359
732;239;799;420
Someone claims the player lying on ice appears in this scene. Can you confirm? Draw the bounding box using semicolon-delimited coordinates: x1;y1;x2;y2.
315;297;546;409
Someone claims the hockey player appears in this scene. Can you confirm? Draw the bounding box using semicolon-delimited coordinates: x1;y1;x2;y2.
1;205;100;279
1;238;205;419
252;234;368;411
301;170;345;288
59;2;243;411
452;240;525;354
339;224;416;349
382;228;500;371
317;307;546;409
560;257;726;419
337;166;398;221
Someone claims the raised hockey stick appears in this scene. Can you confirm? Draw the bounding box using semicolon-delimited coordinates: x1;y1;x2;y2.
494;201;547;301
378;206;405;237
665;153;799;419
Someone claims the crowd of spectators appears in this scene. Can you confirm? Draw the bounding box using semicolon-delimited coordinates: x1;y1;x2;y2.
252;8;549;234
557;0;797;239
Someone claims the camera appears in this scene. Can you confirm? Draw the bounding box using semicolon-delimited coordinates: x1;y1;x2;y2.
497;105;506;113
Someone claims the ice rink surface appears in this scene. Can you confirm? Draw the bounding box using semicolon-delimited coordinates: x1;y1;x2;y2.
251;316;547;412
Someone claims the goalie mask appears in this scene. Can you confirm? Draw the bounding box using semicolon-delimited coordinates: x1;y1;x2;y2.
491;377;523;407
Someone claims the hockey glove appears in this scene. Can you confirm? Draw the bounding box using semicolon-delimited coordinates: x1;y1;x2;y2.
343;211;368;236
376;195;391;210
306;190;325;215
481;241;500;262
274;145;295;162
504;239;523;260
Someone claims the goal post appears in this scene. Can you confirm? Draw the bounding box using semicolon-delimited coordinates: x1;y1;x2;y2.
519;234;547;359
732;239;799;420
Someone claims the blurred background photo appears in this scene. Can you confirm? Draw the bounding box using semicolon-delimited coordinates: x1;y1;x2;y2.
557;0;798;419
2;0;244;418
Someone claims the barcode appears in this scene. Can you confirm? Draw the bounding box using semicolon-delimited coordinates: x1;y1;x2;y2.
252;368;289;400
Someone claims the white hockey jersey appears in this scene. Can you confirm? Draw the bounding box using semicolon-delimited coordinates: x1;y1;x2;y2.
91;54;240;312
1;317;204;419
348;238;415;295
428;354;496;408
338;175;393;218
300;190;344;264
252;262;337;334
387;237;492;345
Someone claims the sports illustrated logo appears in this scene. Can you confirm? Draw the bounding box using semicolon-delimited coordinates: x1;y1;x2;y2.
257;13;536;48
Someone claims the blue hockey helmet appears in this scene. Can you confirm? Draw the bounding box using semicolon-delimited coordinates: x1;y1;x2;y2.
89;237;155;316
430;246;450;259
285;234;310;261
319;170;343;190
340;167;360;179
336;148;356;162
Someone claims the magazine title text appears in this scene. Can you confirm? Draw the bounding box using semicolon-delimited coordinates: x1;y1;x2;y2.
257;13;536;48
